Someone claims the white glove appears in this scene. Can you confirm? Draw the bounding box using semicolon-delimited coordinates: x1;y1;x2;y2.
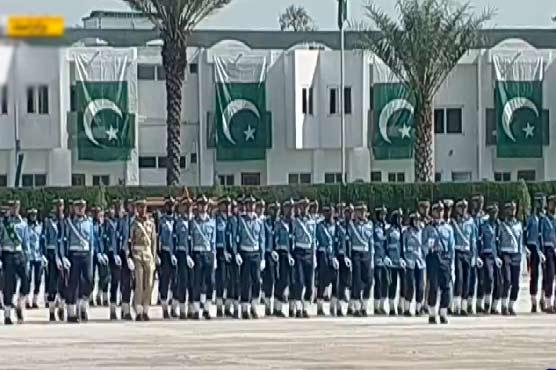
224;251;232;263
114;255;122;267
55;257;62;270
526;248;532;257
127;258;135;271
235;254;243;266
156;257;161;266
471;257;476;267
288;255;295;266
345;257;352;269
271;251;279;262
171;255;177;266
383;257;392;267
186;255;195;269
476;257;484;269
62;257;71;270
400;259;407;269
102;254;109;265
539;252;547;264
416;259;425;270
495;257;503;268
214;257;218;271
313;254;317;268
0;260;3;270
332;257;340;270
41;255;48;267
260;259;266;271
96;254;106;266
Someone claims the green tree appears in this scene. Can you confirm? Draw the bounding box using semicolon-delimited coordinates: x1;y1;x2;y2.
279;5;317;31
362;0;493;182
122;0;232;185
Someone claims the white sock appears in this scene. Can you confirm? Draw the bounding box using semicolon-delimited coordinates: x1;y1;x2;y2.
194;302;200;313
398;298;405;311
251;299;258;312
17;295;26;309
477;297;484;307
289;301;295;311
404;300;411;312
428;305;437;317
531;295;537;305
204;300;211;312
275;300;282;312
362;299;369;312
354;300;361;311
389;299;395;312
509;300;516;311
225;299;232;311
317;300;323;311
4;306;11;318
303;300;310;311
454;297;461;311
171;299;178;312
416;302;422;312
216;298;223;308
373;299;380;311
349;300;355;311
162;302;168;312
179;303;186;315
32;295;38;305
296;301;302;311
501;299;508;309
103;292;109;302
189;303;194;314
122;303;130;315
143;305;149;316
49;302;55;313
264;297;271;309
492;299;499;310
440;308;448;318
462;299;468;311
68;304;76;317
136;305;143;315
233;301;239;313
242;303;249;313
110;303;117;313
80;299;88;312
483;295;490;307
200;294;207;305
380;298;385;310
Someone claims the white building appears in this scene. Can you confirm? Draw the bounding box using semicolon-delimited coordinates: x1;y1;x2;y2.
0;17;555;187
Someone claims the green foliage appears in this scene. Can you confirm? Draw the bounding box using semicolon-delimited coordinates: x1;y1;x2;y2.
279;5;318;31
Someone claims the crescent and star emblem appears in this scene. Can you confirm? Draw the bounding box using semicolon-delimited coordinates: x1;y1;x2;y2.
221;99;261;144
378;98;414;143
502;97;539;142
83;98;123;147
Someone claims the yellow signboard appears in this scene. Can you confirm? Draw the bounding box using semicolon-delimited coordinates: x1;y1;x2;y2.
6;16;64;38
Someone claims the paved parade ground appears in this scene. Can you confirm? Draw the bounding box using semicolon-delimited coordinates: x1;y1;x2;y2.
0;282;555;370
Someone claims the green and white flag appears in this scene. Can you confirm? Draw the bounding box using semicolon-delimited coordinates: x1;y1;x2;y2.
73;50;136;162
494;52;543;158
372;60;415;160
214;55;271;161
338;0;348;30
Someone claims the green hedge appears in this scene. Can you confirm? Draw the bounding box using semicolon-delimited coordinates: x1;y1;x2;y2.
0;181;532;218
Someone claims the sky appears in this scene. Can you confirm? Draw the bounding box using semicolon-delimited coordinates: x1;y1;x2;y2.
1;0;554;30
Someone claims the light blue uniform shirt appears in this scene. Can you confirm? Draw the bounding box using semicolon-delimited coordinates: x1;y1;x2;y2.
540;214;556;248
158;214;175;253
293;215;316;251
347;219;374;260
452;216;477;257
423;220;455;264
0;215;30;257
28;221;43;261
190;215;216;253
273;218;292;253
402;227;425;270
237;214;265;258
174;216;189;252
316;220;337;255
499;218;524;255
65;216;95;255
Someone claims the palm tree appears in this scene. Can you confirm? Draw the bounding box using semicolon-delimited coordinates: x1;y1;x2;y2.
279;5;317;31
122;0;232;185
362;0;493;182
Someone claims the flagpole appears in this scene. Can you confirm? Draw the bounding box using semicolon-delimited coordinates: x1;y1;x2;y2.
340;18;346;185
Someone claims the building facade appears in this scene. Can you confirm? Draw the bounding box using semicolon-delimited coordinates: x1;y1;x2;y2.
0;17;555;187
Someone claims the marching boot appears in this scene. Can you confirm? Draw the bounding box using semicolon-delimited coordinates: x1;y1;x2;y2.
439;308;449;324
135;306;144;321
4;307;13;325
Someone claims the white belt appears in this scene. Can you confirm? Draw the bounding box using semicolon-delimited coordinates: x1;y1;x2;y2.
295;242;311;250
176;245;187;251
161;245;172;252
2;244;22;252
216;243;225;248
544;242;554;247
132;245;151;252
240;244;259;252
455;245;470;251
192;245;211;252
69;244;89;252
352;245;369;252
46;244;57;250
275;244;288;251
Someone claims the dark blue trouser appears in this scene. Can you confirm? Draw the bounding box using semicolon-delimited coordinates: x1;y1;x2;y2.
159;250;174;302
454;251;471;299
527;244;540;296
316;250;331;299
67;252;91;305
333;255;351;301
352;251;372;301
109;251;132;304
478;254;495;299
175;251;189;303
404;268;424;303
2;252;29;307
293;249;313;301
262;253;276;299
29;260;42;295
226;259;239;301
275;251;291;303
501;252;521;301
426;254;451;309
215;248;227;299
373;265;388;300
388;267;404;300
240;251;261;303
544;246;556;299
192;252;214;302
45;249;59;302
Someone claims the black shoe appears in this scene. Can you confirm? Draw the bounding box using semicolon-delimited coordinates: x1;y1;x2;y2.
265;307;272;316
460;309;468;317
136;314;143;322
317;307;325;316
295;310;302;318
80;310;88;322
203;310;211;320
4;317;13;325
361;310;368;317
25;303;31;309
289;309;295;318
404;310;412;317
110;311;118;320
49;312;56;322
491;308;499;315
337;310;344;317
45;302;49;308
123;313;133;321
171;309;178;318
217;307;224;318
439;316;448;324
347;307;353;315
448;307;453;315
163;309;170;319
389;309;396;316
509;308;517;316
302;310;309;318
57;308;65;322
532;304;538;313
501;306;509;316
187;312;194;319
428;316;437;324
67;316;79;323
241;311;250;320
225;309;234;318
32;303;39;309
353;310;361;317
143;313;150;321
16;308;23;324
96;296;102;306
483;305;490;315
274;310;286;318
103;300;109;307
251;310;259;319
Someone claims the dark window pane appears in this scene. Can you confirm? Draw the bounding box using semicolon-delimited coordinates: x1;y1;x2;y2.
336;173;343;183
494;172;502;182
157;156;167;169
503;172;511;181
226;175;234;186
189;63;198;74
397;172;405;183
92;175;110;186
38;85;49;114
452;171;472;182
388;173;396;182
0;174;6;187
370;171;382;182
218;175;226;186
288;173;299;184
22;174;33;187
324;173;335;184
71;174;86;186
241;172;260;186
156;65;165;80
344;87;352;114
369;86;374;110
180;156;186;169
302;88;308;114
299;173;311;184
137;64;155;80
435;172;442;182
446;108;462;133
329;88;337;115
434;109;444;134
517;170;535;181
70;85;76;112
139;156;156;168
190;153;197;164
26;87;35;113
34;174;46;187
1;85;7;114
308;88;314;115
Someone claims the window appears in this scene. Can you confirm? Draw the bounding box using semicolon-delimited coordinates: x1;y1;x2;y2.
138;64;156;80
139;156;156;168
288;173;311;185
38;85;49;114
435;172;442;182
92;175;110;186
27;87;35;113
329;87;338;115
190;153;197;164
156;65;165;80
494;172;511;182
189;63;198;74
344;87;352;115
388;172;405;183
446;108;463;133
180;156;186;169
435;108;463;134
325;172;343;184
517;170;536;181
451;171;472;182
302;87;313;115
370;171;382;182
157;156;167;168
434;109;444;134
218;174;235;186
22;174;46;188
241;172;261;186
0;85;7;114
70;85;76;112
71;174;86;186
0;175;6;187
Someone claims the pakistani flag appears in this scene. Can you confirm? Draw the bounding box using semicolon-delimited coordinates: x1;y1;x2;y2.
494;53;543;158
214;55;271;161
372;61;414;160
73;50;136;162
